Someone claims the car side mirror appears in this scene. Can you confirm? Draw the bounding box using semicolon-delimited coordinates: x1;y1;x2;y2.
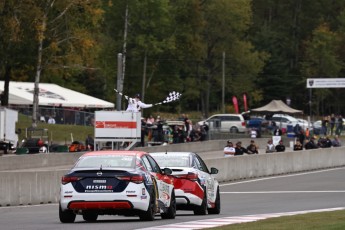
163;167;173;175
210;167;218;174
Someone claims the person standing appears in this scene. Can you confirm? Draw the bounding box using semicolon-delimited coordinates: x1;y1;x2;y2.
330;114;336;136
126;94;153;112
335;115;343;136
321;116;328;136
85;134;94;150
140;118;147;147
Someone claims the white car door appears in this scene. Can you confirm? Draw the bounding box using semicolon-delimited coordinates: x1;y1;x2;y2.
193;155;217;206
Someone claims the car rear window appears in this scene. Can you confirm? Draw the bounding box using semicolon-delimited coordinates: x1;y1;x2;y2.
151;155;190;167
75;155;135;168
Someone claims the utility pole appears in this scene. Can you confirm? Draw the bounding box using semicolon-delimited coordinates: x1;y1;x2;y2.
142;51;147;101
116;53;123;111
121;4;128;107
222;51;225;113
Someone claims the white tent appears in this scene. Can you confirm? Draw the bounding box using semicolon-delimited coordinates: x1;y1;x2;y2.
0;81;114;108
251;100;303;114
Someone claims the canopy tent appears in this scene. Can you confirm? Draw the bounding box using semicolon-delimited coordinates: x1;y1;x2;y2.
0;81;114;108
250;100;303;114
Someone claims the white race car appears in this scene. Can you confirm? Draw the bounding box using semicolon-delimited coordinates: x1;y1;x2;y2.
59;151;176;223
150;152;220;215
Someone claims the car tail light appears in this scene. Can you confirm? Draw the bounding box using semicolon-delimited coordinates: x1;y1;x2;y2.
241;121;246;126
61;176;81;185
175;172;198;181
117;175;144;184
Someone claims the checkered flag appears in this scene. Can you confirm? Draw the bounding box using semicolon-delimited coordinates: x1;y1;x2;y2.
114;89;182;106
154;91;182;105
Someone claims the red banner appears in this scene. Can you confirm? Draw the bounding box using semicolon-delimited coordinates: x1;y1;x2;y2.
232;96;239;114
243;93;248;112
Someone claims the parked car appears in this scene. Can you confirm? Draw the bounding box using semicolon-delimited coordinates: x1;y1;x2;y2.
150;151;220;215
269;114;311;131
198;114;247;133
59;150;176;223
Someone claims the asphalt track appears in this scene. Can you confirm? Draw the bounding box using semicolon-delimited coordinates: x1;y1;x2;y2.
0;167;344;230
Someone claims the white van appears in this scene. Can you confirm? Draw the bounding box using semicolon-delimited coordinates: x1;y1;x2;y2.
198;114;247;133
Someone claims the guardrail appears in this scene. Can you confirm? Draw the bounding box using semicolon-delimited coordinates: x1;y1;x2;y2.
0;140;344;207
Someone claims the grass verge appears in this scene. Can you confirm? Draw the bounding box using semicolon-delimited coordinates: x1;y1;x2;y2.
17;113;93;144
207;210;345;230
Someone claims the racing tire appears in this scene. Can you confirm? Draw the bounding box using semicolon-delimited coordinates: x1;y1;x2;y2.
82;211;98;222
193;189;207;215
139;194;156;221
208;187;221;214
59;205;76;223
161;191;176;219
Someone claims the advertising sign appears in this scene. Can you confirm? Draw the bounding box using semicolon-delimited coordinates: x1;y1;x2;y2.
306;78;345;88
95;111;141;139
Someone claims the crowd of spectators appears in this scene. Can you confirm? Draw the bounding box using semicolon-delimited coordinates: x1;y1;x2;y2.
140;114;209;146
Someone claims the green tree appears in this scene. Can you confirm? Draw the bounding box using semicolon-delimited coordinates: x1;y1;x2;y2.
172;0;267;116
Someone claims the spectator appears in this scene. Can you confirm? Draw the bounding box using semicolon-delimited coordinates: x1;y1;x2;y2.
305;128;310;139
234;141;248;156
47;116;56;124
140;118;147;147
275;140;286;152
296;129;305;146
201;122;209;140
265;139;275;153
305;137;318;150
293;123;302;136
186;119;193;141
273;127;282;136
224;141;236;157
85;134;94;150
182;114;190;134
146;115;155;124
155;116;164;142
321;116;328;135
330;114;336;136
247;140;259;154
293;140;303;151
250;128;258;138
335;115;343;136
320;136;332;148
332;135;341;147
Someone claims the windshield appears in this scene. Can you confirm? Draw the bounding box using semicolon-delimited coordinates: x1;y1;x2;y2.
75;155;135;168
152;155;190;167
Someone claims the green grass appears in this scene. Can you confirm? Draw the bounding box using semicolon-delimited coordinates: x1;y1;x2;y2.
207;210;345;230
17;113;93;145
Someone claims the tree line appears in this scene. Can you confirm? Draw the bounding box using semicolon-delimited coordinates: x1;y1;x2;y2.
1;0;345;118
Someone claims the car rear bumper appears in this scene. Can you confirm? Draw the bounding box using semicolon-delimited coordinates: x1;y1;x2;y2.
175;189;203;206
60;183;151;212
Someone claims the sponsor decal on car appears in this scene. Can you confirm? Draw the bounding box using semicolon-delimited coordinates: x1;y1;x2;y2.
141;195;147;200
126;190;136;194
85;185;113;190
